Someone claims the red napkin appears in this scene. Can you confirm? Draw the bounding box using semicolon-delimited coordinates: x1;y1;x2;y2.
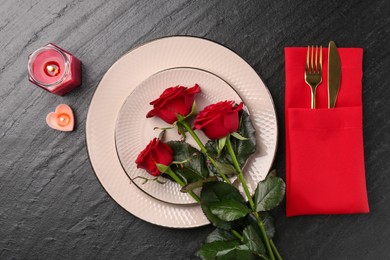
285;47;369;216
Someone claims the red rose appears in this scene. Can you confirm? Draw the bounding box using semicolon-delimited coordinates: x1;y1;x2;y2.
193;101;244;139
146;84;201;124
135;138;173;176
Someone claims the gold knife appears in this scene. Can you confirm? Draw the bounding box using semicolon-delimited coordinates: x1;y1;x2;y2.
328;41;341;108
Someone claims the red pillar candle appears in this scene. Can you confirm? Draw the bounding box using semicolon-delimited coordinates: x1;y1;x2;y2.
28;43;81;96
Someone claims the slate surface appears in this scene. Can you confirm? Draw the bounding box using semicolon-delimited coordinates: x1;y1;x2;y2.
1;0;389;259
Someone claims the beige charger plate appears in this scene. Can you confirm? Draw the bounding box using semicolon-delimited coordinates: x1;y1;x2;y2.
86;36;277;228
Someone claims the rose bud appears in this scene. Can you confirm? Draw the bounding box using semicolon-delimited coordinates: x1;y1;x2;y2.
193;101;244;139
146;84;201;124
135;138;174;176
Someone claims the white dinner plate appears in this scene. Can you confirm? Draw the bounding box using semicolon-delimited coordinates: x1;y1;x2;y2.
86;36;277;228
115;67;243;205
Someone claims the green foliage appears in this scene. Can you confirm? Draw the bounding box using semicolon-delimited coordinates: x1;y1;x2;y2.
254;176;286;212
167;141;209;184
197;228;255;260
205;110;256;176
200;181;249;230
243;225;265;254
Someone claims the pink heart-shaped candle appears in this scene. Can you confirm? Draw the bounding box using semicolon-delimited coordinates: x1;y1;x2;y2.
46;104;75;131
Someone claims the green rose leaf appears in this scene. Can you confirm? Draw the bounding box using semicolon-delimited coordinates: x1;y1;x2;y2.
242;225;265;254
201;181;247;230
200;229;257;259
209;200;251;221
216;245;255;260
244;212;275;240
180;176;218;193
268;169;277;177
196;240;240;260
254;176;286;212
205;228;237;243
259;212;275;239
229;110;256;167
168;141;209;184
231;131;248;140
212;160;239;176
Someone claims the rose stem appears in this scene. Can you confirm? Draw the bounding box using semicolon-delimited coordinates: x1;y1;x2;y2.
179;121;231;184
231;229;242;240
166;167;201;203
270;240;283;260
225;135;254;207
225;135;275;260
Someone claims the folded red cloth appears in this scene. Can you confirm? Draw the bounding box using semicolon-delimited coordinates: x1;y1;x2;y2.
285;47;369;216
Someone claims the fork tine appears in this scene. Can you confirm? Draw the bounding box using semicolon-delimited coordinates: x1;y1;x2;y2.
314;45;318;73
319;46;322;72
306;46;310;71
310;45;314;73
305;44;323;109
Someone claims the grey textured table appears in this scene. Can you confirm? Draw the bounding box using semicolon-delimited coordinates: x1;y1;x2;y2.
1;0;389;259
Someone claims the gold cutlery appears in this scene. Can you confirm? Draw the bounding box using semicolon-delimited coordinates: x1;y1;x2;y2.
305;45;323;109
328;41;341;108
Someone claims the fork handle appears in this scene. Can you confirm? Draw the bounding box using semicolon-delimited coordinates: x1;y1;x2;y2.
311;88;316;109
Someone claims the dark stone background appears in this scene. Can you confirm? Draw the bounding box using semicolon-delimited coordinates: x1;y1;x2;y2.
1;0;389;259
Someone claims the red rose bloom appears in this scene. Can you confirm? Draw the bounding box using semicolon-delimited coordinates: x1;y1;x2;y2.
193;101;244;139
135;138;173;176
146;84;201;124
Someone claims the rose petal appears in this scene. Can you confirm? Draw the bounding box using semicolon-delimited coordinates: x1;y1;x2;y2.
135;138;173;176
147;85;200;124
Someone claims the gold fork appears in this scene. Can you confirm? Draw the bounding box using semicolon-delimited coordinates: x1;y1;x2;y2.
305;45;323;109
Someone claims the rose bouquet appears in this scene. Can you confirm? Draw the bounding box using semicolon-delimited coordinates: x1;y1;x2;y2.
136;84;285;260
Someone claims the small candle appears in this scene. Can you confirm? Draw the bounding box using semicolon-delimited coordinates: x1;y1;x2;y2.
45;62;60;77
57;114;70;127
28;43;81;96
46;104;75;132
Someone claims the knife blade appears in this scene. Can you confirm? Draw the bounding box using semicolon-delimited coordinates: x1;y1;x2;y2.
328;41;341;108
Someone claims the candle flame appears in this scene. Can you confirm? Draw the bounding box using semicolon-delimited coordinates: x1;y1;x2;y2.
57;114;70;126
44;62;60;77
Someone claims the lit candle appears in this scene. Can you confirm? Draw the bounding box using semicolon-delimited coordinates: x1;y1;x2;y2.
28;43;81;96
45;62;60;77
46;104;75;132
57;114;70;127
